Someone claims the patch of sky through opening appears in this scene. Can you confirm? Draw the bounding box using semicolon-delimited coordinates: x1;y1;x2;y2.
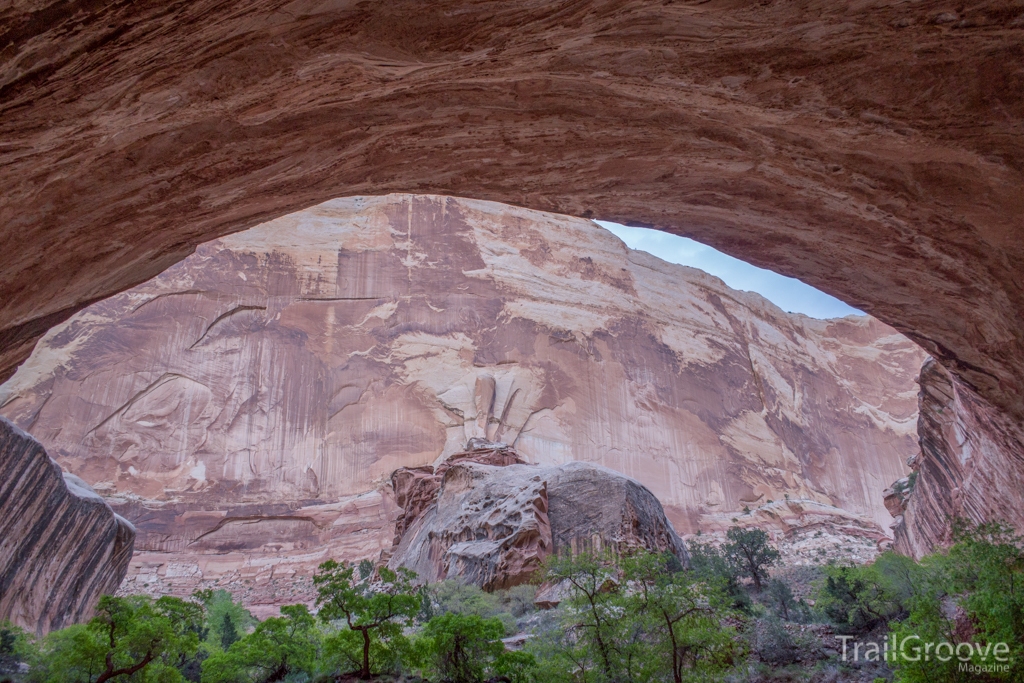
597;221;864;320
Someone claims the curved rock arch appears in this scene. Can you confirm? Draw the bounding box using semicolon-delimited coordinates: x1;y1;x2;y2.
1;0;1022;550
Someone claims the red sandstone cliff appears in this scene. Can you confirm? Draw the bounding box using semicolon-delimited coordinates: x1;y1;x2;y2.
889;359;1024;559
0;195;925;611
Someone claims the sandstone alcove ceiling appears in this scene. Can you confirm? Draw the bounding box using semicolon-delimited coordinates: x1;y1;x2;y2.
1;1;1022;539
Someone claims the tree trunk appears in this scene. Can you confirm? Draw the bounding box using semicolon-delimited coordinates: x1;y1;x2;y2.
94;651;155;683
361;627;371;679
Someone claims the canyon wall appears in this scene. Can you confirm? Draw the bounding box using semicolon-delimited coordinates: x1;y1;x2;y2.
0;417;134;634
2;0;1022;590
890;360;1024;558
0;195;926;611
1;2;1021;452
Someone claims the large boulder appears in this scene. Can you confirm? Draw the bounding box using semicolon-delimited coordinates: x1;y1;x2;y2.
0;417;134;634
389;453;687;590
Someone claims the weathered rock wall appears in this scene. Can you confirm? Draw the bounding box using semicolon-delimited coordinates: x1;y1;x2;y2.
1;2;1022;455
892;360;1024;558
0;417;134;634
0;195;926;608
2;0;1022;577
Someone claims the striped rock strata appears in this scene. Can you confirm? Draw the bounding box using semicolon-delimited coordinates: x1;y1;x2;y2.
0;417;134;634
890;360;1024;558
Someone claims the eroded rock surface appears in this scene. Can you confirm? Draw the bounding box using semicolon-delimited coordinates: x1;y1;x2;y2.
392;441;527;545
0;417;134;634
698;499;893;566
891;360;1024;558
389;452;686;589
1;1;1021;444
2;0;1023;578
0;195;926;606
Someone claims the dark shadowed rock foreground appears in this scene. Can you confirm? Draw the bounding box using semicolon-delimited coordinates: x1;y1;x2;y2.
0;417;134;634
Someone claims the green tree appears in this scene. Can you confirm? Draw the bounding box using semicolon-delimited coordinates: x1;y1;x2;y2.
722;527;780;592
417;612;507;683
492;650;536;683
0;622;33;678
313;560;422;679
688;540;753;614
686;540;750;612
890;521;1024;683
543;550;628;683
218;614;238;653
201;604;321;683
816;559;908;634
621;551;741;683
198;590;253;654
764;579;796;621
535;550;740;683
28;594;203;683
422;580;517;633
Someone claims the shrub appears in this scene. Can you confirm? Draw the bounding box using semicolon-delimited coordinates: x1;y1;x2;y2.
764;579;797;621
751;616;799;666
416;612;509;683
816;560;908;635
722;527;781;593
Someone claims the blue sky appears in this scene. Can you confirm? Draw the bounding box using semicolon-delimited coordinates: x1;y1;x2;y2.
596;221;863;320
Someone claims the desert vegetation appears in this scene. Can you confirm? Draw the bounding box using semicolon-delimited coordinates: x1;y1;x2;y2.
1;523;1021;683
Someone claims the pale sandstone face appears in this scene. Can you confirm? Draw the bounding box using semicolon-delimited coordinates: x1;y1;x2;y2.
0;195;925;610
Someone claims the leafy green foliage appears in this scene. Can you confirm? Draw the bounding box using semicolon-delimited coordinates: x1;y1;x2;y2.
0;622;32;678
722;527;781;592
816;558;910;635
196;590;253;655
686;539;751;612
531;549;740;683
416;613;510;683
539;550;626;682
217;614;238;653
19;521;1023;683
27;595;204;683
200;604;321;683
621;551;741;682
314;560;422;678
420;580;524;633
888;521;1024;683
764;579;797;621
